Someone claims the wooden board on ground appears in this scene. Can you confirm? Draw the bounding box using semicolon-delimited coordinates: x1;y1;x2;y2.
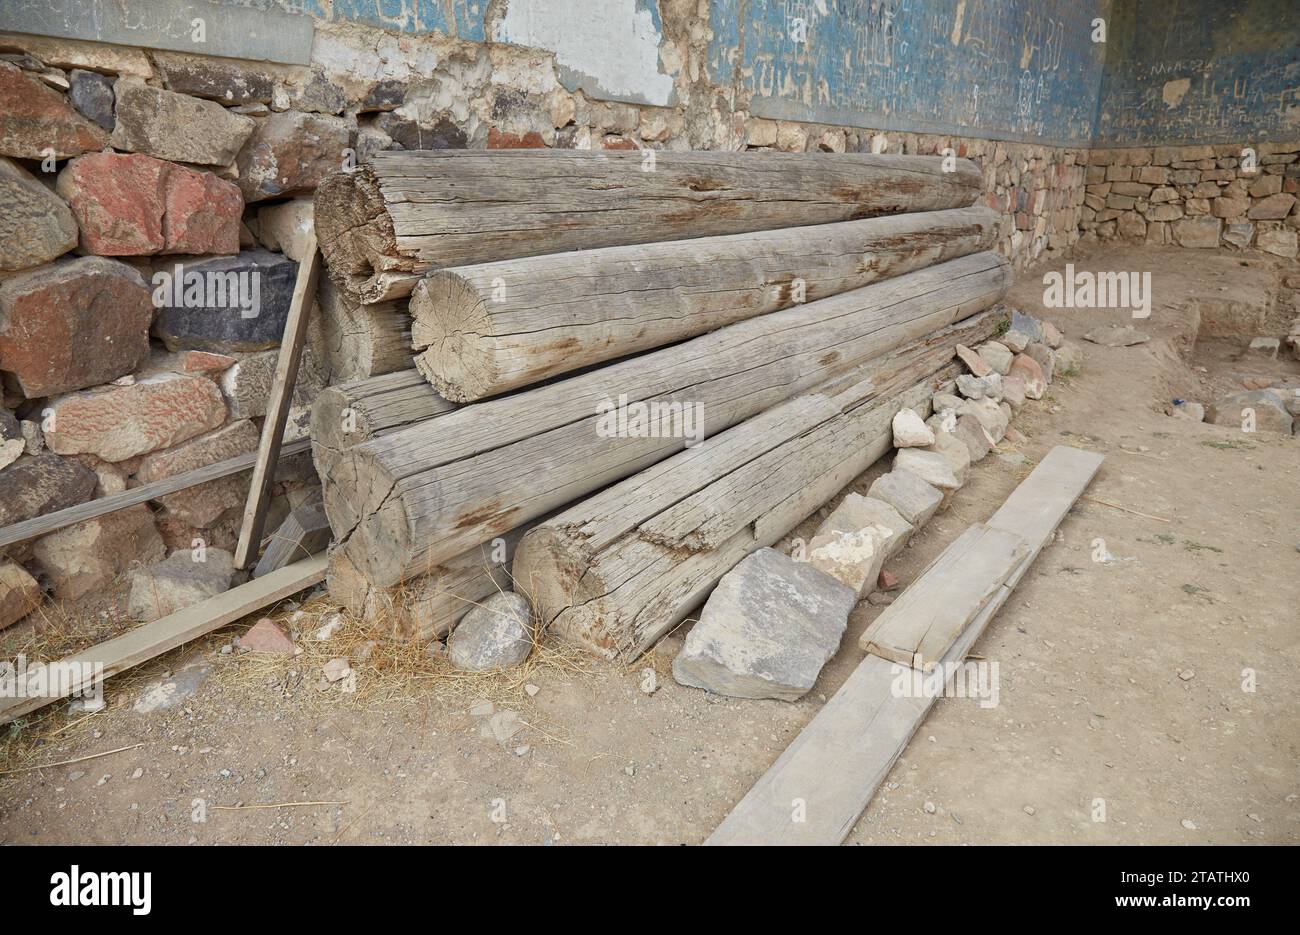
0;439;311;550
234;234;322;569
0;555;327;726
705;446;1103;845
858;523;1028;669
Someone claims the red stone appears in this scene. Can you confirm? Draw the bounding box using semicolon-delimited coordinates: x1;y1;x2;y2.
0;256;153;397
0;62;108;159
237;618;296;654
487;128;547;149
601;136;639;151
878;569;900;591
56;152;242;256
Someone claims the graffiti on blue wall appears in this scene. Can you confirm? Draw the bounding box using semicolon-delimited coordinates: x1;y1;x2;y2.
708;0;1111;146
1094;0;1300;145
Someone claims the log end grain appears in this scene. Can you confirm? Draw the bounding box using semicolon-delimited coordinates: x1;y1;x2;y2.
314;167;398;295
410;270;501;403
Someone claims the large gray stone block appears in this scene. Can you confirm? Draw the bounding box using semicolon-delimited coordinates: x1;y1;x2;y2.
672;548;856;701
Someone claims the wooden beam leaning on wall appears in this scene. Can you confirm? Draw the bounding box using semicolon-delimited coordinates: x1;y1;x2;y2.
234;233;322;569
705;446;1105;846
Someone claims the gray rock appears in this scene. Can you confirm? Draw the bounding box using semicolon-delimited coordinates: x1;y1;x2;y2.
128;548;236;622
1168;400;1204;422
975;341;1014;374
1206;389;1294;434
1011;310;1044;342
1025;342;1057;382
152;250;298;353
447;591;533;671
110;77;254;166
1054;341;1084;375
867;469;943;526
823;493;914;558
932;392;964;412
1083;325;1150;347
1000;329;1032;353
956;373;989;399
893;447;961;491
0;453;97;527
672;548;855;701
67;69;115;130
133;661;213;713
220;347;326;419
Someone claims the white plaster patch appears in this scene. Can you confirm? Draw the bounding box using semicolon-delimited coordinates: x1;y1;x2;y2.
1162;77;1191;109
494;0;675;106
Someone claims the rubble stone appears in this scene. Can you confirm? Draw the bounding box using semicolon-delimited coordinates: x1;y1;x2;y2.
672;547;855;701
867;469;943;526
448;591;533;671
0;257;153;396
32;504;165;601
110;78;254;165
0;61;108;158
0;157;77;271
153;250;298;352
128;548;235;622
0;453;97;527
43;373;228;462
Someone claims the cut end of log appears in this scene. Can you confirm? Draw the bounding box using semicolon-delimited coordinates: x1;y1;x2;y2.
511;524;596;629
410;271;501;403
314;167;400;296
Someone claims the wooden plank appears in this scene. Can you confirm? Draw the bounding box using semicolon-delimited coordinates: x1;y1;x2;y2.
410;207;998;402
0;439;310;550
327;253;1011;587
858;523;1028;669
0;555;327;726
705;446;1103;846
234;233;322;568
315;150;983;302
253;504;331;577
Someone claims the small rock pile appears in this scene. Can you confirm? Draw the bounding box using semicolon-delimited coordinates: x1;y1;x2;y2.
672;311;1075;700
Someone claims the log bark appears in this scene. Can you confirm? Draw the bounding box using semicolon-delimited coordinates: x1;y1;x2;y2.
316;277;413;383
309;370;454;486
325;252;1010;587
315;150;982;302
511;310;1003;661
410;206;998;402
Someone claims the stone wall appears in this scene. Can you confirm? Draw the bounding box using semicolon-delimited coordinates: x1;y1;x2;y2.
1079;143;1300;257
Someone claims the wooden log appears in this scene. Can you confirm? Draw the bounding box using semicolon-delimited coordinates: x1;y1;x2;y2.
315;150;983;302
326;536;515;643
326;253;1011;587
309;370;455;483
410;206;998;401
511;311;1004;661
316;276;413;382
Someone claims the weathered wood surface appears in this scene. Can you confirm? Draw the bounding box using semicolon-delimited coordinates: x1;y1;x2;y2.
316;277;413;383
315;150;983;302
0;439;311;550
309;369;455;483
326;537;515;642
512;311;1003;661
0;556;327;726
411;206;998;401
858;523;1028;669
325;253;1011;587
253;503;332;578
704;447;1104;846
234;236;321;569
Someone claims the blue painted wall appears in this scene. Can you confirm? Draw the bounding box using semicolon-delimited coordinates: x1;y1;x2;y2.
707;0;1112;147
1094;0;1300;145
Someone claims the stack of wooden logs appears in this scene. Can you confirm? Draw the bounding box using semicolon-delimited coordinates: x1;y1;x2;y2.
311;149;1011;653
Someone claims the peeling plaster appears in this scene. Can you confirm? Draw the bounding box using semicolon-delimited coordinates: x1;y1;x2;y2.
492;0;676;106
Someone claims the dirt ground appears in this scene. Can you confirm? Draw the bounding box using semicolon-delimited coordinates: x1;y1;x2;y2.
2;243;1297;846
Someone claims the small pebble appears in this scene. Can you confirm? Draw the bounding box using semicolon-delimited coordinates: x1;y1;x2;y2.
923;801;937;814
1180;818;1197;830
